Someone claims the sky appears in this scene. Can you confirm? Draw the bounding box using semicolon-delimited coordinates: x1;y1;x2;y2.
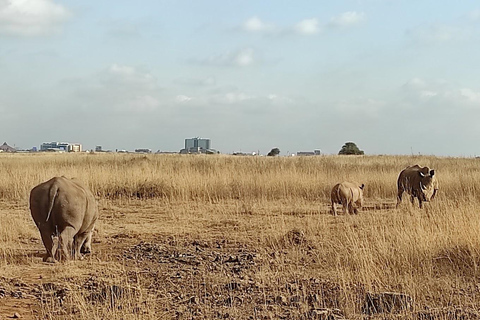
1;0;480;156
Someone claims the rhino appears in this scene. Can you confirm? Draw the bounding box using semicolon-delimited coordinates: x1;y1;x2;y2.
330;181;365;216
396;165;438;209
29;176;98;263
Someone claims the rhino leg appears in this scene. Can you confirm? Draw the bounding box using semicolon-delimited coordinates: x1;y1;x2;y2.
396;190;404;208
418;199;423;209
80;231;92;254
38;226;56;263
75;231;92;258
331;201;337;216
57;226;77;261
341;200;348;215
354;200;362;214
348;202;355;214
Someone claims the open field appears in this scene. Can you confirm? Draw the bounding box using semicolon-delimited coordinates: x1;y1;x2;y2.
1;153;480;319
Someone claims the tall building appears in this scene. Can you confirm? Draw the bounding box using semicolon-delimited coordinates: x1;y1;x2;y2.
184;137;210;151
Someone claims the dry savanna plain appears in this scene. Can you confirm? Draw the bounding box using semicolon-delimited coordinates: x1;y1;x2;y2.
2;153;480;319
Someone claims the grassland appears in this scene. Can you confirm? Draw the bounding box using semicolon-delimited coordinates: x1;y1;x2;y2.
1;153;480;319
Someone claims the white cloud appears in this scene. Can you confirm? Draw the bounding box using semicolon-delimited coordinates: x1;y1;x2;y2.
328;11;365;28
243;16;275;33
403;77;427;90
58;64;162;117
402;77;442;99
294;18;320;35
407;24;472;44
402;78;480;109
175;95;192;103
192;48;256;67
174;76;216;86
267;94;293;105
102;64;158;90
104;19;142;38
468;9;480;21
460;88;480;103
335;97;385;118
242;13;366;36
127;95;160;112
235;48;254;66
211;92;252;105
0;0;70;36
420;90;438;98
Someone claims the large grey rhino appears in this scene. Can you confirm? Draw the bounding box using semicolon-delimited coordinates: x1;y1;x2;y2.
396;165;438;209
330;181;365;216
30;176;98;262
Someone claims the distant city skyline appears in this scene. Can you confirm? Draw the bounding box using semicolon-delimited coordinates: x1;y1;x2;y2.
1;1;480;156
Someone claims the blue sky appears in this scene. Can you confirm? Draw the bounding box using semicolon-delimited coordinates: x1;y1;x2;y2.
1;0;480;155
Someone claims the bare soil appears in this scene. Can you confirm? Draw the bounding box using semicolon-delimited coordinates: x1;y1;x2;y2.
1;199;477;319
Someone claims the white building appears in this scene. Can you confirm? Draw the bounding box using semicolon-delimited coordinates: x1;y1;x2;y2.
40;142;82;152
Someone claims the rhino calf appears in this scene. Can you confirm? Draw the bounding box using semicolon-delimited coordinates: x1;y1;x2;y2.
330;181;365;216
30;176;98;263
396;165;438;209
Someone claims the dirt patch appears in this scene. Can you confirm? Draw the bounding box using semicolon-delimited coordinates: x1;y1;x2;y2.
0;276;68;319
119;237;359;319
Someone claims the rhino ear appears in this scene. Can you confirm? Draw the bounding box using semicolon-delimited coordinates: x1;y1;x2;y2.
360;184;365;190
419;171;425;177
430;169;435;177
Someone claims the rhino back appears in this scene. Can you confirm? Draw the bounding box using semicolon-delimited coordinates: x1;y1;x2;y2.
54;177;97;232
338;182;362;201
398;166;422;188
30;177;97;233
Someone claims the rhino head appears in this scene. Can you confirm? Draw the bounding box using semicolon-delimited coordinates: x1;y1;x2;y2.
418;168;435;201
355;183;365;211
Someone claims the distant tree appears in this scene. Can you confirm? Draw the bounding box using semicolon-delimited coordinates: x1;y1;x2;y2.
338;142;364;155
267;148;280;156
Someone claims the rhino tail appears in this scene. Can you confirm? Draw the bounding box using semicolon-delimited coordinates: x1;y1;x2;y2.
46;184;59;222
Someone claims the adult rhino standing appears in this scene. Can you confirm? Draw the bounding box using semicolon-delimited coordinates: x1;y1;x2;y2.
330;181;365;216
30;176;98;262
396;165;438;209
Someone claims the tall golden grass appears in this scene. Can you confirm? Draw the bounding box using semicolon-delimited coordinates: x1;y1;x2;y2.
1;152;477;202
1;153;480;318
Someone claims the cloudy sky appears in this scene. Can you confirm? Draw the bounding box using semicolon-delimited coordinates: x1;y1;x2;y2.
1;0;480;155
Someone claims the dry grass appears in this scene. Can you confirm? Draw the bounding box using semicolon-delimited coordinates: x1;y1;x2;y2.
1;153;480;319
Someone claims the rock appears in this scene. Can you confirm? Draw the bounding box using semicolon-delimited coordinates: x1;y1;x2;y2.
275;295;288;305
362;292;413;314
11;312;21;318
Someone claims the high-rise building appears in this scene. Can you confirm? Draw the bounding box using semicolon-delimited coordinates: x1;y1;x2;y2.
184;137;210;151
